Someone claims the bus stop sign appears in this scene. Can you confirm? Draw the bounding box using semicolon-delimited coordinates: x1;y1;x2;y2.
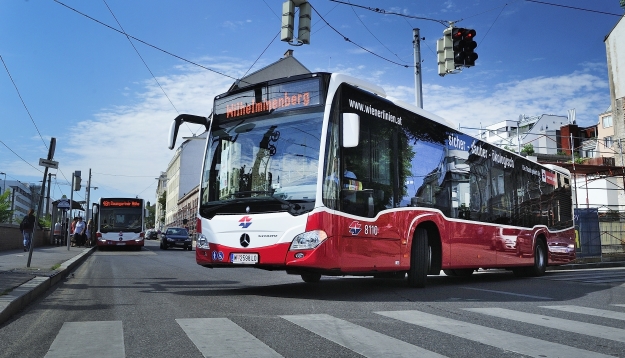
57;199;70;210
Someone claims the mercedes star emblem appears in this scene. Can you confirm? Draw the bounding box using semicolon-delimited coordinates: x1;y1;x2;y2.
240;233;250;247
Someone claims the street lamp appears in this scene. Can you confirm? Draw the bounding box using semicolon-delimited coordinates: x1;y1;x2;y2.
0;172;5;194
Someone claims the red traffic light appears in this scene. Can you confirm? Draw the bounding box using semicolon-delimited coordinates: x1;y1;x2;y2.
463;29;476;39
452;28;464;39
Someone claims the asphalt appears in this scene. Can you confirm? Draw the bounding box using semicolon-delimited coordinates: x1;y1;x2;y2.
0;245;95;325
0;245;624;326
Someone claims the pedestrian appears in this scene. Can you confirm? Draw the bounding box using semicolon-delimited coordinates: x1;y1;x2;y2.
20;209;36;252
85;219;93;247
54;221;62;246
73;217;86;247
70;217;79;246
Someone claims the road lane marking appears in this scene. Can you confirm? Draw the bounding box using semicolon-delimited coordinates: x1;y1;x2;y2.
176;318;282;358
280;313;446;358
460;287;553;300
376;310;614;358
45;321;124;358
541;305;625;321
466;307;625;343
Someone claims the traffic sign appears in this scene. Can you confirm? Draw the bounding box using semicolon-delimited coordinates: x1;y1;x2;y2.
39;158;59;169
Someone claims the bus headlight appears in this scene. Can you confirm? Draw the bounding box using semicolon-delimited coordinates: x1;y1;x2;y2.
197;234;210;249
290;230;327;250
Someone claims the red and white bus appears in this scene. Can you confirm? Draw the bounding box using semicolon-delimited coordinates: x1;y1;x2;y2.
168;72;575;287
93;197;146;250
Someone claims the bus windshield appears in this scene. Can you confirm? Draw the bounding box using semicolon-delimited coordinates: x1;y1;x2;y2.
200;110;323;217
100;207;143;233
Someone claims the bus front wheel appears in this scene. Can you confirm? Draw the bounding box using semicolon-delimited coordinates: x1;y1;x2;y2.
513;240;547;277
407;228;429;288
301;273;321;283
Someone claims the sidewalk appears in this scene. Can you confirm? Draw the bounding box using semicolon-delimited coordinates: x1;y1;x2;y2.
0;245;95;325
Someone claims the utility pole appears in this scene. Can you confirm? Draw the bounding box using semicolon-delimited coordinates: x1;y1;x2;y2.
85;169;92;221
28;137;56;267
46;173;55;216
413;28;423;109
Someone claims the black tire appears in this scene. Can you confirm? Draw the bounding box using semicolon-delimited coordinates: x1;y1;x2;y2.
513;239;547;277
160;241;166;250
407;228;429;288
301;273;321;283
512;267;527;277
444;269;474;277
526;240;547;277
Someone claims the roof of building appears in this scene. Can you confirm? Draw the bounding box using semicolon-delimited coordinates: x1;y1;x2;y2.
228;49;310;91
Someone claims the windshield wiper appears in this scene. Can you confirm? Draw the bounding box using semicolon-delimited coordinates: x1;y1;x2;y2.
231;190;273;198
230;191;302;212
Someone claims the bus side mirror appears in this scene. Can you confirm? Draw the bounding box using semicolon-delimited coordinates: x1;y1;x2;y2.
168;114;211;150
168;119;181;150
342;113;360;148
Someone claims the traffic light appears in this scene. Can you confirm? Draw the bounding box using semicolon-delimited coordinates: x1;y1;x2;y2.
73;170;81;191
436;27;454;76
280;0;311;45
452;28;478;67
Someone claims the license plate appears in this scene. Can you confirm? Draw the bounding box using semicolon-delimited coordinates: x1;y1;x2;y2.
117;242;126;245
230;253;258;264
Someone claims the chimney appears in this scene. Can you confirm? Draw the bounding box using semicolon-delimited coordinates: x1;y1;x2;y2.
283;49;294;58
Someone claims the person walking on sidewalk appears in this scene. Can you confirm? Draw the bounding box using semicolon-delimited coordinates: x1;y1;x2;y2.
73;217;86;247
20;209;36;252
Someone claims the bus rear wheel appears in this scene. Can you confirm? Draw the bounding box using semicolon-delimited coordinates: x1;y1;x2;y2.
301;273;321;283
407;228;429;288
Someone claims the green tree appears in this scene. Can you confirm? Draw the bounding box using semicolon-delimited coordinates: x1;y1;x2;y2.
158;191;166;227
521;143;535;156
0;189;13;223
146;202;156;228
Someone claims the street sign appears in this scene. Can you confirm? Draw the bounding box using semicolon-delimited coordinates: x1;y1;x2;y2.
57;199;70;209
39;158;59;169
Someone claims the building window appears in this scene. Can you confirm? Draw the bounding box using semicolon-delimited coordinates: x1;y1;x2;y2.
603;116;613;128
604;136;613;149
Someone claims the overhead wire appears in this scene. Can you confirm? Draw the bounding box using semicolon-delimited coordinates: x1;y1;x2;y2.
347;0;410;65
0;55;49;151
329;0;450;26
102;0;179;115
100;0;199;136
53;0;252;86
523;0;624;16
309;3;413;68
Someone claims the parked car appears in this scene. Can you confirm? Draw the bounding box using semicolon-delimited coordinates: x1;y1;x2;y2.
160;227;192;250
145;229;159;240
145;229;155;240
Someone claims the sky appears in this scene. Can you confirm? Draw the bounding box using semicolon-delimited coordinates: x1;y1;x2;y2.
1;0;623;207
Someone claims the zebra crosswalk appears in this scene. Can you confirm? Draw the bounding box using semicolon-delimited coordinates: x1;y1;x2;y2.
44;304;625;358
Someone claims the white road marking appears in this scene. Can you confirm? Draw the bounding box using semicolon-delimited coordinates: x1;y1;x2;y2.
176;318;282;358
45;321;124;358
281;313;447;358
377;310;614;358
466;307;625;343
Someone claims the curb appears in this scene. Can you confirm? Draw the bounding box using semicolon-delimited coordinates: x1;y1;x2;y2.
0;247;96;326
547;260;625;271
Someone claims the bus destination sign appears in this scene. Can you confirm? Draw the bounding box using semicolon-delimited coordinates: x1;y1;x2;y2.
102;199;142;208
215;78;321;120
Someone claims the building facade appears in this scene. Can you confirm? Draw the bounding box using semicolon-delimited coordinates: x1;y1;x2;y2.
0;180;36;224
164;133;206;227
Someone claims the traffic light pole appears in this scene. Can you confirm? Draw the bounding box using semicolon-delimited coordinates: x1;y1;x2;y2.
413;28;423;109
68;173;74;251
